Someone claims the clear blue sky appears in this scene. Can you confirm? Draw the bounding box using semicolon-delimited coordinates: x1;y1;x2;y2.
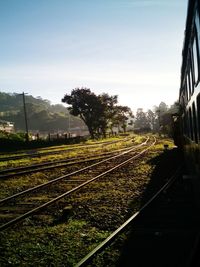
0;0;188;112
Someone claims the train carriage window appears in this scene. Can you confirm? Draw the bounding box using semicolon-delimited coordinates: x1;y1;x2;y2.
195;10;200;45
192;33;199;85
182;80;188;103
181;82;187;105
197;94;200;141
184;81;189;102
180;95;184;107
192;102;198;143
189;66;194;94
187;74;191;99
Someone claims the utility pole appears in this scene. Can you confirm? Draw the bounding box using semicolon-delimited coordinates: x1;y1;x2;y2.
68;114;70;131
22;92;29;142
157;109;161;136
68;113;71;138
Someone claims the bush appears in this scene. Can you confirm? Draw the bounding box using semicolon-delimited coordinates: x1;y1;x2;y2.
0;131;26;141
0;131;87;152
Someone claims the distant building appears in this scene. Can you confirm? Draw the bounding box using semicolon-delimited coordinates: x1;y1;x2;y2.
0;120;14;132
68;126;89;137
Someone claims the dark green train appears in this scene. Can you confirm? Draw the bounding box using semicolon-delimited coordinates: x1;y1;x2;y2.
179;0;200;180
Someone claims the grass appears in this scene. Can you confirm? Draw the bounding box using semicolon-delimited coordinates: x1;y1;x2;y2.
0;134;135;170
0;135;178;266
0;172;50;199
0;220;110;267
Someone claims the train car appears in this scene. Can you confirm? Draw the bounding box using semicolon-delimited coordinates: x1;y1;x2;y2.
179;0;200;181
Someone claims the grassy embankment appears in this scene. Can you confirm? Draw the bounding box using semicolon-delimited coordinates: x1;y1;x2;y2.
0;135;178;266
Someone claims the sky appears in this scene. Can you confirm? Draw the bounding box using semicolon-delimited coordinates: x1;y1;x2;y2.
0;0;188;113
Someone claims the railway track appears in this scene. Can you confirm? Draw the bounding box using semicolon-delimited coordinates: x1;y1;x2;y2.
75;166;200;267
0;137;155;231
0;137;131;162
0;140;147;179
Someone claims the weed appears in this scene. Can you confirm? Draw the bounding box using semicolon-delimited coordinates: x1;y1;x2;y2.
0;220;110;267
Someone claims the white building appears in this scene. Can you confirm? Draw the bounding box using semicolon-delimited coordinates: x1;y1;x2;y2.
0;120;14;132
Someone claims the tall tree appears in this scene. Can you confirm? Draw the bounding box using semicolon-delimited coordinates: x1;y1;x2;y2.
98;93;118;137
146;109;157;131
113;106;133;133
158;102;168;113
134;108;150;130
154;101;180;136
62;88;103;139
62;88;133;138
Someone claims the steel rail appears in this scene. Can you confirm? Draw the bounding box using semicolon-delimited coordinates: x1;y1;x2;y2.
0;143;145;179
75;164;182;267
0;146;133;175
0;136;131;156
0;138;149;205
0;138;153;231
0;151;114;175
0;137;131;162
0;154;114;179
0;138;119;155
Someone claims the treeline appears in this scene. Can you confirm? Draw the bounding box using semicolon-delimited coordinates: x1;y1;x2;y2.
62;88;179;138
0;130;87;151
0;92;85;131
134;102;179;136
0;90;179;140
62;88;133;139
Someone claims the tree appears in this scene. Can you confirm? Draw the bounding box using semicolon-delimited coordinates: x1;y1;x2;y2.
0;92;84;132
112;106;133;133
98;93;118;137
62;88;104;139
62;88;134;138
134;108;150;131
158;102;168;113
146;109;157;131
168;101;180;114
153;101;180;136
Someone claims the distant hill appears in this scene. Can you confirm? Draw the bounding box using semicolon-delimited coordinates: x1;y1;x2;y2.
0;92;86;132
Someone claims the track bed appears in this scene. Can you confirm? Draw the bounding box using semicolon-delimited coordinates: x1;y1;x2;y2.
118;173;200;267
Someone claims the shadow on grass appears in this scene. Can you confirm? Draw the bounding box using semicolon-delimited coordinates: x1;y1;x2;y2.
116;147;184;267
139;147;183;206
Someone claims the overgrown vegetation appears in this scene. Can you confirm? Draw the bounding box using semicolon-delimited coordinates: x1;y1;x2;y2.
0;135;134;170
0;92;86;132
0;220;110;266
0;129;88;151
0;135;138;199
0;136;179;266
62;88;133;139
134;101;180;136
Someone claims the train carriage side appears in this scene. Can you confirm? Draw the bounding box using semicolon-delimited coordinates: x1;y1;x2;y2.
179;0;200;179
